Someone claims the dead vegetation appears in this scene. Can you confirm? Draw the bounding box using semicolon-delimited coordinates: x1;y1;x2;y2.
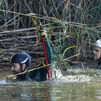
0;0;101;68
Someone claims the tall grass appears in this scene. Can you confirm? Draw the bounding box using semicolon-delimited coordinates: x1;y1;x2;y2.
0;0;101;67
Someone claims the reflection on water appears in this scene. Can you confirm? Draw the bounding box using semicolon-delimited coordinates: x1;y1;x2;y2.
0;67;101;101
1;81;101;101
0;81;51;101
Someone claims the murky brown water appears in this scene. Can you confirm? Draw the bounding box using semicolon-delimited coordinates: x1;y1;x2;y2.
0;65;101;101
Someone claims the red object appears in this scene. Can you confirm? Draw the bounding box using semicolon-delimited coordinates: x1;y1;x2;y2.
40;25;43;29
40;25;50;80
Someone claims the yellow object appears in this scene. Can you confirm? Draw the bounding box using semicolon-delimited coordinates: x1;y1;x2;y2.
32;18;37;25
41;31;47;39
42;60;46;66
50;17;61;21
32;17;39;42
48;23;52;40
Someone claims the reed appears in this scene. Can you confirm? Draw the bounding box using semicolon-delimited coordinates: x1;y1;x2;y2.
0;0;101;68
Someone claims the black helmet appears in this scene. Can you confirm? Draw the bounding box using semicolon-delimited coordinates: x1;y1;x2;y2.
10;52;31;67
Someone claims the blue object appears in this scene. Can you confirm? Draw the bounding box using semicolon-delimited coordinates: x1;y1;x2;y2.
98;65;101;69
10;52;31;67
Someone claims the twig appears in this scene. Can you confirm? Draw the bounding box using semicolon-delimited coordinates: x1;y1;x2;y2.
0;27;35;33
0;64;51;80
64;53;80;60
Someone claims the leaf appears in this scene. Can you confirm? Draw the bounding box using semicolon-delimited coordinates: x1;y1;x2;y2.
62;46;76;59
48;23;52;40
50;17;61;21
32;18;37;25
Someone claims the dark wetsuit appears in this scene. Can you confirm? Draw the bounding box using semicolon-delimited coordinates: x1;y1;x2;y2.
17;37;54;81
97;57;101;69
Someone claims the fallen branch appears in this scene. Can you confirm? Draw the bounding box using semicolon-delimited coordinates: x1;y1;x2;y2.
64;53;80;61
0;64;51;80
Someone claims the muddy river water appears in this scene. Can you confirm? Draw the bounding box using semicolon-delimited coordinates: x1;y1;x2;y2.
0;64;101;101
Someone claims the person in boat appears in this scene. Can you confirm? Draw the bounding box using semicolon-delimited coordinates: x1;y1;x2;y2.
94;39;101;69
10;29;55;81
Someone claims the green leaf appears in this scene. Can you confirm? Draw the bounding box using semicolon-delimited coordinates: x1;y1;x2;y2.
62;46;76;59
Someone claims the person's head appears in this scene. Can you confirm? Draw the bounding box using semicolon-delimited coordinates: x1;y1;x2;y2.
94;39;101;60
10;52;31;74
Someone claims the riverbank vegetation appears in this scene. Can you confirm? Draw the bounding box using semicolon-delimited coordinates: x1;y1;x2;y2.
0;0;101;68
